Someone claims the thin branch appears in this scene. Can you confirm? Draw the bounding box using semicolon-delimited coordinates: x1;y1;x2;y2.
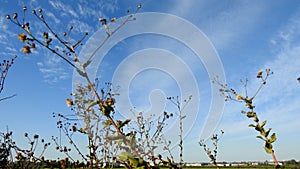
0;94;17;102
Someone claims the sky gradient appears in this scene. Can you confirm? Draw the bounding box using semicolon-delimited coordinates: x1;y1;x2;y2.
0;0;300;163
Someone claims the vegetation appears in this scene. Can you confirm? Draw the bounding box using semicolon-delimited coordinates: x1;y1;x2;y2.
1;2;297;169
213;69;280;168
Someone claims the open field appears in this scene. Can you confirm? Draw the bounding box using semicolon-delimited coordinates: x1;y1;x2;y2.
41;165;300;169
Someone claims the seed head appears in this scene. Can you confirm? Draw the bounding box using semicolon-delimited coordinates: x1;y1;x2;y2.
99;18;107;25
257;70;263;78
6;15;10;19
23;6;27;11
18;33;27;42
22;46;31;53
110;17;117;22
66;98;73;107
31;43;36;49
236;94;243;100
43;32;49;39
13;13;18;19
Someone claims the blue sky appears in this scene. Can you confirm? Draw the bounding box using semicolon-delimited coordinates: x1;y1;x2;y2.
1;0;300;163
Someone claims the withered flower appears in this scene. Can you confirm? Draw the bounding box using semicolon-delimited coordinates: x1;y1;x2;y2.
31;43;36;49
236;94;243;100
13;13;18;19
257;70;263;78
99;18;107;25
72;125;77;132
18;33;27;42
22;46;31;53
66;98;73;107
43;32;49;39
110;17;117;22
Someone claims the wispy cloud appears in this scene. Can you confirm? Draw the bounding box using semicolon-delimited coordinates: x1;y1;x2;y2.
220;7;300;136
69;19;94;34
167;1;268;50
45;11;61;24
37;53;71;84
77;3;107;20
202;1;267;50
48;0;78;18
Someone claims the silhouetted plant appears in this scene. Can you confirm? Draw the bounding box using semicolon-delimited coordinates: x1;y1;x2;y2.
5;4;152;168
199;130;224;169
214;69;281;168
6;4;184;168
0;129;51;169
167;95;192;169
0;55;17;102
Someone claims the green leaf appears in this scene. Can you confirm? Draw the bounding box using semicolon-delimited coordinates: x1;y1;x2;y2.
84;100;98;111
82;60;92;69
264;128;271;137
265;141;273;150
248;124;256;128
256;135;265;141
264;146;273;154
261;120;267;127
101;105;112;116
118;151;134;161
129;157;139;167
246;112;255;118
106;134;124;140
136;166;145;169
269;133;277;143
152;146;158;150
117;119;131;129
167;156;172;163
102;120;112;127
129;133;136;149
255;125;263;132
76;68;87;77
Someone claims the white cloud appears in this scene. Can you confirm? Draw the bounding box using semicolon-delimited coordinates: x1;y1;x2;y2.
220;7;300;137
203;1;267;50
167;1;268;50
36;52;71;84
77;3;106;19
69;19;94;34
49;0;78;18
45;11;61;24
